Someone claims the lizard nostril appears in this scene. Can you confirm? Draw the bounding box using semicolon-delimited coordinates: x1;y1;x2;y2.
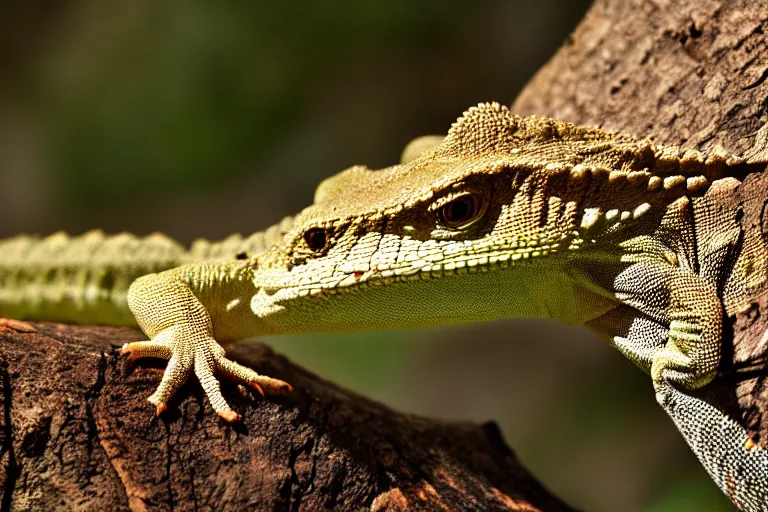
303;228;327;251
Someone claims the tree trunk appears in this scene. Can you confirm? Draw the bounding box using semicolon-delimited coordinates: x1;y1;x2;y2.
512;0;768;159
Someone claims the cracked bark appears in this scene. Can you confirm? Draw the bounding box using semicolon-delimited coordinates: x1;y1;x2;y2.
512;0;768;160
0;324;572;511
723;170;768;445
1;0;767;511
0;365;19;512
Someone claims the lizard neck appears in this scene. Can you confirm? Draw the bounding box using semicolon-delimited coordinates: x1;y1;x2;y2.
180;262;266;342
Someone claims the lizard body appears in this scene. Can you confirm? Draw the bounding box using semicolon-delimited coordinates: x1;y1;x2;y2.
1;102;766;509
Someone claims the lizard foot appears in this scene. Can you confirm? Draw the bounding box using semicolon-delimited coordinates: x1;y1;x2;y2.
121;326;292;422
650;316;719;391
0;318;37;333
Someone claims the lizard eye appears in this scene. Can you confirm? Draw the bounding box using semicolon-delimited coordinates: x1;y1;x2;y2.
303;228;327;251
439;193;482;228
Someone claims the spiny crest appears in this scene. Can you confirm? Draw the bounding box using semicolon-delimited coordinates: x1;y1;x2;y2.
0;230;186;266
439;102;615;159
440;102;519;157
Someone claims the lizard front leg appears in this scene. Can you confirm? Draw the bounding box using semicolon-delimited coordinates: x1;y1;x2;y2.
650;269;723;390
122;265;292;421
651;273;768;510
591;261;768;510
603;260;722;390
656;381;768;511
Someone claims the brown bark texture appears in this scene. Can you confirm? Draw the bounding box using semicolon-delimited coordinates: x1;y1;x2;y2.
513;0;768;449
0;323;573;512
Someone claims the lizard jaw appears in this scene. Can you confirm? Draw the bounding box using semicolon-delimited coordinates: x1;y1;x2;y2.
249;244;615;334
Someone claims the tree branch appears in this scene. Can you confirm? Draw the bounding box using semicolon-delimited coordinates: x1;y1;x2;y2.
0;323;574;511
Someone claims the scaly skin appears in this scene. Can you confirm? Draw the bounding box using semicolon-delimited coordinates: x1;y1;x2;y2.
1;102;766;509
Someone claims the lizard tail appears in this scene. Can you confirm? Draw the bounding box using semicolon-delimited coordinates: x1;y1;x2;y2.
0;230;185;325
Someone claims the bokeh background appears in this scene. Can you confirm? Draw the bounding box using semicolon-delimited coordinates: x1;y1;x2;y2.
0;2;733;510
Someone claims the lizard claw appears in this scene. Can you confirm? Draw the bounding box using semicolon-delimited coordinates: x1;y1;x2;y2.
121;327;293;420
217;410;241;422
249;382;265;398
254;377;293;395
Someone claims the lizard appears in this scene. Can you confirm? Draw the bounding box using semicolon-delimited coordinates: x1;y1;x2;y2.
0;102;766;510
237;102;768;510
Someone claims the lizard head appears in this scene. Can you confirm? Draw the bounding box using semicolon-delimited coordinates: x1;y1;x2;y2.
250;102;714;334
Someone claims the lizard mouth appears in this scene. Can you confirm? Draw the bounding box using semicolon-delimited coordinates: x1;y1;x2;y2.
251;241;564;318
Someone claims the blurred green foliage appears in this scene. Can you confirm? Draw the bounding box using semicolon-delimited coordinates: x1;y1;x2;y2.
38;3;469;208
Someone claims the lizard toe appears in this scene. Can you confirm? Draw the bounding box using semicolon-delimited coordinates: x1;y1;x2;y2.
217;409;241;422
121;340;172;362
216;356;292;396
147;355;192;410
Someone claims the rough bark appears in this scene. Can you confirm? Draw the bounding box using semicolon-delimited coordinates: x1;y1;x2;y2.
0;323;573;511
512;0;768;160
726;170;768;445
513;0;768;448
